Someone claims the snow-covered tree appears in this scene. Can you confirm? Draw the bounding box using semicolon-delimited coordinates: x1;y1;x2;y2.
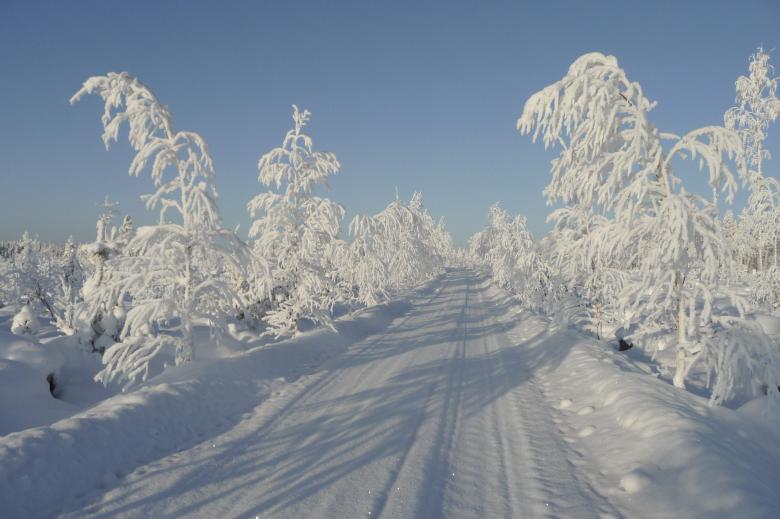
721;210;742;264
725;47;780;186
72;72;265;388
80;197;122;296
545;206;626;338
11;232;60;322
725;48;780;277
57;236;83;334
116;214;135;250
518;52;752;393
344;213;391;307
248;105;344;335
75;198;131;350
343;191;452;307
387;193;448;290
469;204;557;313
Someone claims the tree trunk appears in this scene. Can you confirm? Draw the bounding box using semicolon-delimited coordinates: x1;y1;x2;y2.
178;241;195;364
177;316;194;364
673;290;687;389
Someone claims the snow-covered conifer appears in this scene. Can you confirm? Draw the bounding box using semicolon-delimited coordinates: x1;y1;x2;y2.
80;197;122;296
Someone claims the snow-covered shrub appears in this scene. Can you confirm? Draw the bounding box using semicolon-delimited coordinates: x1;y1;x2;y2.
11;305;41;336
0;232;82;333
248;105;345;335
696;316;780;405
72;72;266;388
0;233;88;338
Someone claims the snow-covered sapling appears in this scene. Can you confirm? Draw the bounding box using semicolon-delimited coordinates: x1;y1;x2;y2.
248;105;345;335
72;72;265;388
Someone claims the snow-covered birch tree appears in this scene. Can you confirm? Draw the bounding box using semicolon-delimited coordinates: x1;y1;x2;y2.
57;236;83;334
725;48;780;296
344;192;453;307
72;72;265;389
469;204;557;312
545;206;626;338
518;52;754;395
725;47;780;191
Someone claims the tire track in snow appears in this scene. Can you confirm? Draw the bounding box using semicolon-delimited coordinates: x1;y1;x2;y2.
474;288;519;517
438;281;523;518
226;275;458;457
370;277;470;518
224;275;461;518
65;277;457;519
293;277;463;518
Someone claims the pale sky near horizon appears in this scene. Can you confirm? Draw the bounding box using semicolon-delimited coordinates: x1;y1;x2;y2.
1;0;779;246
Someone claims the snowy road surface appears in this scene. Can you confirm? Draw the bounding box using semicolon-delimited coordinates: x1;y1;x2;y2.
61;270;615;518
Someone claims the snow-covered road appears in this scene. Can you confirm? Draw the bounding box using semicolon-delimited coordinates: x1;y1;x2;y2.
62;270;614;518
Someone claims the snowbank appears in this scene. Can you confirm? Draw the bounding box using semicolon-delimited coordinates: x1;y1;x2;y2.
0;299;411;518
526;320;780;518
480;281;780;517
0;330;78;435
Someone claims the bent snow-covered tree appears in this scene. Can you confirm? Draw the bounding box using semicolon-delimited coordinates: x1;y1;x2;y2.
249;106;345;335
469;204;557;313
345;192;452;306
72;73;264;389
518;52;765;401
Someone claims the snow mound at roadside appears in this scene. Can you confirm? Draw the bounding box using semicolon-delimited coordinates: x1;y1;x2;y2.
537;323;780;518
0;299;411;518
0;330;77;436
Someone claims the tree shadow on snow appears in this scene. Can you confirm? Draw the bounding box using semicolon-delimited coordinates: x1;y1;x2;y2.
67;270;577;518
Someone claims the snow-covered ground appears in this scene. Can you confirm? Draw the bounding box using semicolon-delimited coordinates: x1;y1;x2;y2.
1;270;779;518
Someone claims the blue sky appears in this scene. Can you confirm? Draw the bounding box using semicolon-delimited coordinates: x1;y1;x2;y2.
1;0;779;245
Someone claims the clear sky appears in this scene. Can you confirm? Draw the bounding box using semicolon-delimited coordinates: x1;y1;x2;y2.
1;0;779;246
